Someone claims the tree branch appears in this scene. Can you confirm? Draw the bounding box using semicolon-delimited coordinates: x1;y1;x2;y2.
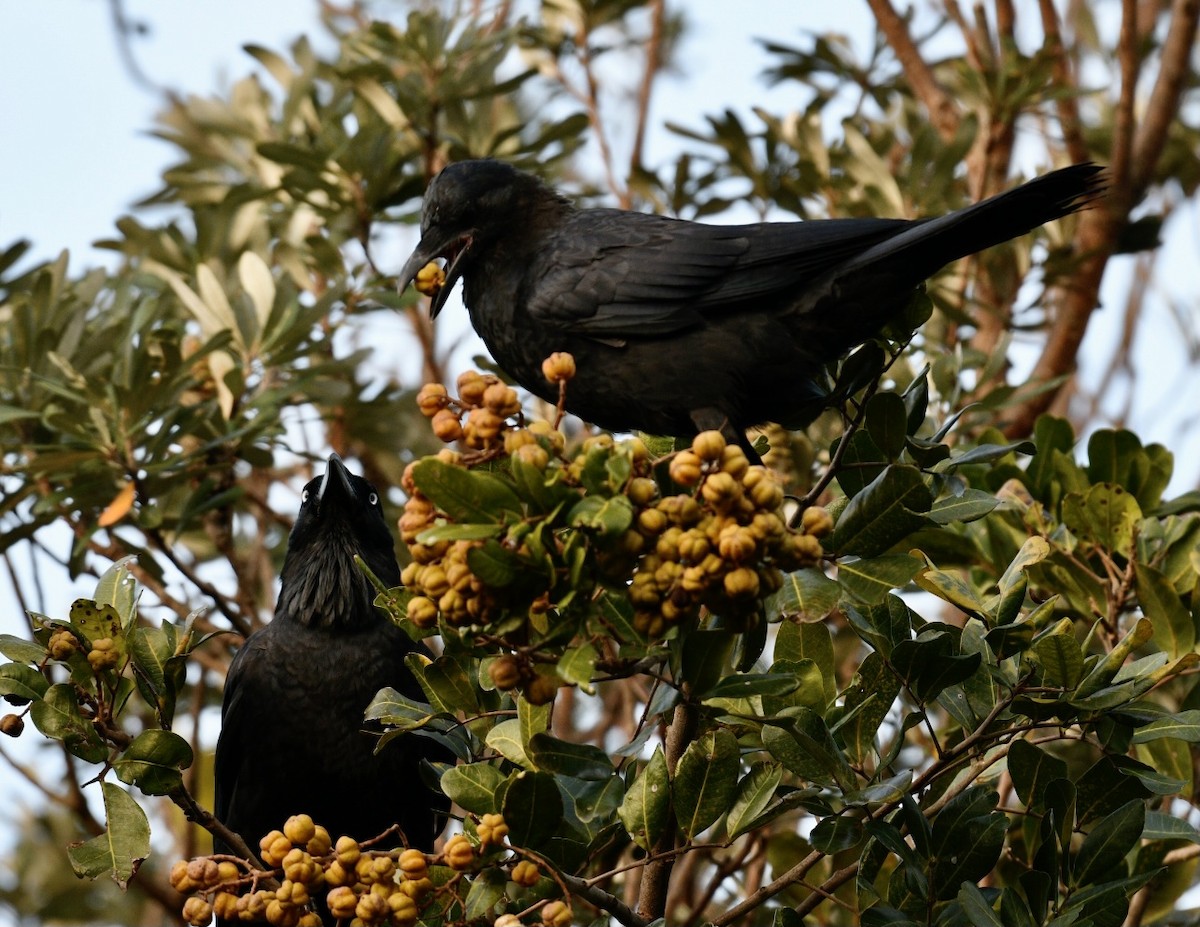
1131;0;1200;193
867;0;961;140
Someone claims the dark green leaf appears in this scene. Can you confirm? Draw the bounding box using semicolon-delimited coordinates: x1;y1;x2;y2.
810;814;865;853
1072;800;1145;886
1134;562;1195;659
727;762;783;838
768;567;840;620
503;771;563;848
838;554;922;605
702;672;800;700
619;747;670;851
928;489;999;525
674;729;739;838
0;662;49;702
529;732;614;780
865;392;909;460
113;730;194;796
0;634;47;663
1008;740;1068;810
411;458;522;523
828;465;932;558
441;763;507;815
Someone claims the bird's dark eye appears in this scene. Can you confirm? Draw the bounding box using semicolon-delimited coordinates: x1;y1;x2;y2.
369;492;379;506
301;489;310;503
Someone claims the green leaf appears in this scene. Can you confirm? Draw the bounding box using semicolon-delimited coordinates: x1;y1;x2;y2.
838;554;922;605
528;732;614;780
702;672;800;700
1074;618;1154;698
0;662;50;702
768;567;841;619
113;730;194;796
810;814;865;854
763;709;855;790
933;440;1035;472
0;634;47;663
1143;810;1200;843
929;787;1005;899
518;696;551;745
865;392;909;460
93;556;138;625
774;619;835;705
827;465;932;557
1062;484;1142;558
1134;562;1195;659
726;762;783;838
486;719;532;769
928;489;999;525
1008;740;1068;809
464;867;506;921
892;630;981;703
556;643;597;694
1072;799;1145;886
567;493;634;537
913;562;988;615
365;688;439;733
619;747;670;851
673;729;740;838
844;769;913;806
66;782;149;888
466;540;520;587
1130;710;1200;744
841;652;901;764
69;599;125;661
833;430;888;497
421;655;480;715
956;882;1005;927
502;771;563;849
29;684;106;762
410;458;522;524
1033;619;1085;689
441;763;507;815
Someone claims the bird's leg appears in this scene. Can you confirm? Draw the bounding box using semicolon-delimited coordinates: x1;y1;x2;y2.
689;408;762;466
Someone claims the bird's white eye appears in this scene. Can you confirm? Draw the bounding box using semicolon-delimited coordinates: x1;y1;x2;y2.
301;489;310;503
369;492;379;506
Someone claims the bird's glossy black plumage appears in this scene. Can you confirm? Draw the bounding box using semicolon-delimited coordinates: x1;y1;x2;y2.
399;159;1104;452
214;455;445;919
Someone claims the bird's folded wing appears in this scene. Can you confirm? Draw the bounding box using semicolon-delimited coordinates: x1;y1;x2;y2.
213;638;265;828
525;210;910;339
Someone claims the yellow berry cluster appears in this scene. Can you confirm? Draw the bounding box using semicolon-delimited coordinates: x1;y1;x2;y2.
417;370;523;453
86;636;120;672
48;628;78;660
399;362;827;646
626;431;831;637
486;655;559;705
171;814;440;927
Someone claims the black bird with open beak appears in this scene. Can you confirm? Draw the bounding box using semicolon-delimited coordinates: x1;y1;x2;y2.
214;454;447;923
399;159;1104;458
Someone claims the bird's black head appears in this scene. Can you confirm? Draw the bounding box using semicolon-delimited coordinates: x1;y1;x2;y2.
397;159;570;317
276;454;401;630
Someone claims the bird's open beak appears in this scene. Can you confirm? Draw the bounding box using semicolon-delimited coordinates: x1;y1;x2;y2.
398;230;474;319
319;453;357;507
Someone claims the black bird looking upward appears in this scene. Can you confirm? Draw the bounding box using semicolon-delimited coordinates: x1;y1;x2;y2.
214;455;445;919
398;159;1104;456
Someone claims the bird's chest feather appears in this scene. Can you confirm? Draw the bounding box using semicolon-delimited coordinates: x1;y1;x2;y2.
251;625;409;766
